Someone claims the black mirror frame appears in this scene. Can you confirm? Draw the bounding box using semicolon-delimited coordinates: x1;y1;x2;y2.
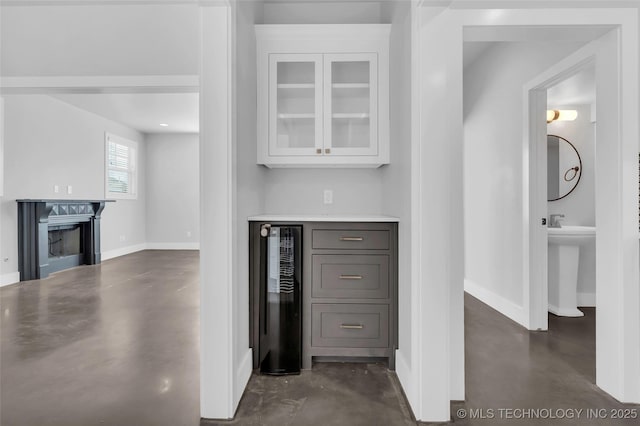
548;134;583;202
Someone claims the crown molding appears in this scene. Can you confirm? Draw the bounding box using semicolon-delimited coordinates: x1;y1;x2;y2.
0;0;232;6
418;0;640;8
0;75;199;94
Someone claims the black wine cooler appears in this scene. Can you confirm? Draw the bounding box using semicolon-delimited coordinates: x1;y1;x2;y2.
256;224;302;375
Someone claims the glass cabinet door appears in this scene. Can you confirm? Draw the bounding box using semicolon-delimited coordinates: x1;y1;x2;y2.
269;53;323;156
323;53;378;156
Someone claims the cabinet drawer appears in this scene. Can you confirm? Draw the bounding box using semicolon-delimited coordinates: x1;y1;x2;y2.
312;304;389;348
312;255;389;299
312;229;389;250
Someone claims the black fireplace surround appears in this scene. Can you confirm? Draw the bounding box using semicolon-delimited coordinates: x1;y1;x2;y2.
17;200;113;281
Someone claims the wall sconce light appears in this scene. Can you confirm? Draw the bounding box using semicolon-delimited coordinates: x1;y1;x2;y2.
547;109;578;123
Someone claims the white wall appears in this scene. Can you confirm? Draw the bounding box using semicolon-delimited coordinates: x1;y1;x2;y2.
0;96;4;197
1;96;5;285
547;104;595;225
263;169;383;215
0;4;199;77
263;1;382;24
1;95;146;284
145;133;199;249
261;1;386;217
463;41;585;316
234;0;265;411
547;104;596;303
380;0;413;385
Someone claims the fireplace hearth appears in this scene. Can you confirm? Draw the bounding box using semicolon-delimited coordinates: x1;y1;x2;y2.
17;200;113;281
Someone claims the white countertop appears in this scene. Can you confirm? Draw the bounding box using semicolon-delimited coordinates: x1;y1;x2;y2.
247;214;399;222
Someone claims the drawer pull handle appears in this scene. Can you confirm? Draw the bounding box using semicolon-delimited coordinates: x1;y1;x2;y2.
339;236;363;242
340;324;364;330
339;275;363;280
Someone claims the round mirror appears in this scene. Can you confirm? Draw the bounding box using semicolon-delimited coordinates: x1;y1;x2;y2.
547;134;582;202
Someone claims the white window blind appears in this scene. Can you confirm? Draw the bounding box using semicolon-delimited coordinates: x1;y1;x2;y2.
105;133;137;199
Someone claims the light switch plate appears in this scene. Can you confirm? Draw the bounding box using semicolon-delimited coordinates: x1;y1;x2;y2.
67;185;73;194
54;185;59;193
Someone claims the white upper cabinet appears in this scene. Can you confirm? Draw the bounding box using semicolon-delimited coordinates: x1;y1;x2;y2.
256;25;390;168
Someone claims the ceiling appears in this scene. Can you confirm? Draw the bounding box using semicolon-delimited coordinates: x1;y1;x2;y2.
547;66;596;106
463;41;596;106
463;42;494;69
47;64;594;135
50;93;199;134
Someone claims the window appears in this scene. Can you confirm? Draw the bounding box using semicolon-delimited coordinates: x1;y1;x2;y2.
105;133;137;199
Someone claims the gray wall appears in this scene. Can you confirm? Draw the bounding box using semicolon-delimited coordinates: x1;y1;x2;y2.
145;133;199;247
1;95;146;281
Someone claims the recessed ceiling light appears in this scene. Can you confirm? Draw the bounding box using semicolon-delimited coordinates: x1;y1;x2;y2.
159;123;169;127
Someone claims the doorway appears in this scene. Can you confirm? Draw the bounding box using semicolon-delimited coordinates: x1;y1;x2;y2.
454;15;638;421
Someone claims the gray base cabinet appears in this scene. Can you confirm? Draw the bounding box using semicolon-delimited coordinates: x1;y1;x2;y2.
304;222;397;369
250;221;398;371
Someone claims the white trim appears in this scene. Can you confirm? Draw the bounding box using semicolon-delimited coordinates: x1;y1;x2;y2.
523;42;598;332
429;1;640;8
409;2;426;421
102;243;147;261
105;132;139;200
464;280;528;329
395;349;417;419
146;242;200;250
578;292;596;307
235;348;253;406
0;0;200;5
199;4;234;420
0;97;4;197
0;75;199;95
0;272;20;287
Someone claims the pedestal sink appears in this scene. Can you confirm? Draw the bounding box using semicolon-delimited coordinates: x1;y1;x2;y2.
548;226;596;317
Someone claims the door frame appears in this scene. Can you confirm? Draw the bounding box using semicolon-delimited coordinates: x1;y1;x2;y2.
523;45;598;331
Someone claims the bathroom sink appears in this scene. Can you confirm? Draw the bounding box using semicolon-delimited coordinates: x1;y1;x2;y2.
548;226;596;245
547;226;595;317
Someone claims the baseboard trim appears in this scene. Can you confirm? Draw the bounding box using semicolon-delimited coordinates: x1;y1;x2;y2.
395;350;417;420
577;292;596;307
0;271;20;287
464;279;528;329
235;348;253;410
146;242;200;250
102;243;147;261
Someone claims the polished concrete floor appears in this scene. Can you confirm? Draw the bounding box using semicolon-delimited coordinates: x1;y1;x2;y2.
456;296;639;425
1;251;200;426
1;251;638;425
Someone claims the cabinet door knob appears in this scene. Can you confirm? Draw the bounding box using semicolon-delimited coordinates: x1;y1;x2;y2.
339;236;363;242
339;275;363;280
325;148;331;154
316;149;322;154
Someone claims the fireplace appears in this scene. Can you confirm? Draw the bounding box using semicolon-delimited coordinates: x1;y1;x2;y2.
17;200;112;281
